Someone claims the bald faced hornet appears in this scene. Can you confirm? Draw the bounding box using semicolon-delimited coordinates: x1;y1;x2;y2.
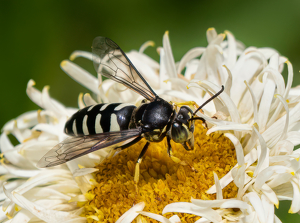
37;37;224;172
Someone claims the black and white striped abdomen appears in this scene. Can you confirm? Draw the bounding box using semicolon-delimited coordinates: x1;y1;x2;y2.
64;103;136;136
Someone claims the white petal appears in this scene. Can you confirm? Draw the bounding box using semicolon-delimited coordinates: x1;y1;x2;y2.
0;132;34;169
206;123;252;135
290;180;300;213
206;28;218;44
60;60;99;94
191;198;225;208
195;81;241;125
69;50;93;61
162;31;177;78
177;47;205;75
283;61;293;99
220;199;251;212
207;149;257;194
213;172;223;200
244;192;266;223
231;49;268;105
72;168;98;177
168;215;181;223
11;192;84;223
2;111;38;132
224;133;244;166
257;78;275;131
41;86;69;117
138;211;171;223
261;184;279;208
83;93;97;106
116;202;145;223
11;209;33;223
254;166;289;190
286;131;300;146
26;80;44;108
244;81;259;125
2;163;40;178
253;127;268;176
224;30;237;69
261;194;274;223
162;202;222;223
223;65;233;96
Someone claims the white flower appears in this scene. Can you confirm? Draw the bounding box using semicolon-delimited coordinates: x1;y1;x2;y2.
1;28;299;222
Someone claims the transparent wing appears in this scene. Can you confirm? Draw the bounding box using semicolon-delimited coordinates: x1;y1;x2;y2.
36;128;142;168
92;36;157;101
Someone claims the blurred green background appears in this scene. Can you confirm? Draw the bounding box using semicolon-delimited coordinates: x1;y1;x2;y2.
1;1;300;221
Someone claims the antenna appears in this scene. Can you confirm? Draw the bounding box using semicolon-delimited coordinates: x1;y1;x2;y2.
192;85;224;116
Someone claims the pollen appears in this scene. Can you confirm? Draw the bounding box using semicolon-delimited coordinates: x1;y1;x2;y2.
82;122;238;222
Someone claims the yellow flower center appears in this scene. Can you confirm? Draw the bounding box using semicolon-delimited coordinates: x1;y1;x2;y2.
82;122;237;222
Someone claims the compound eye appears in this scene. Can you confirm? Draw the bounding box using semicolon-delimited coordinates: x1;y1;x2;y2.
171;122;189;143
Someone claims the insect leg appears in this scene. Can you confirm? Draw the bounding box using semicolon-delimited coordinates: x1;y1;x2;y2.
134;141;150;184
119;137;142;150
167;137;198;173
166;136;185;164
172;101;199;110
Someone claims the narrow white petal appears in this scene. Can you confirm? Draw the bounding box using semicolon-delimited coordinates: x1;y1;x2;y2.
224;30;237;69
244;192;266;223
60;60;99;94
206;123;252;135
168;215;181;223
274;215;283;223
162;202;222;223
257;78;275;131
83;93;97;106
0;133;34;169
72;168;99;177
69;50;93;61
224;133;244;166
10;192;83;223
230;49;267;105
254;166;288;190
245;81;259;125
207;149;257;194
116;202;145;223
261;184;279;208
273;94;289;143
223;65;232;96
177;47;205;74
41;86;70;117
206;28;218;44
261;194;274;223
11;209;33;223
191;198;225;208
286;131;300;146
139;211;171;223
163;31;177;78
2;111;38;132
283;61;293;99
159;49;172;90
244;125;258;155
289;180;300;213
2;163;39;178
138;40;155;53
220;199;251;211
213;172;223;200
253;127;268;176
195;81;241;125
26;79;44;108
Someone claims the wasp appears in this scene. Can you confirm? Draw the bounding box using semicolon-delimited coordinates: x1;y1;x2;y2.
37;37;224;180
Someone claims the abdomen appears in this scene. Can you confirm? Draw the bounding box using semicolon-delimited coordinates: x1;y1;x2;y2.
64;103;136;136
